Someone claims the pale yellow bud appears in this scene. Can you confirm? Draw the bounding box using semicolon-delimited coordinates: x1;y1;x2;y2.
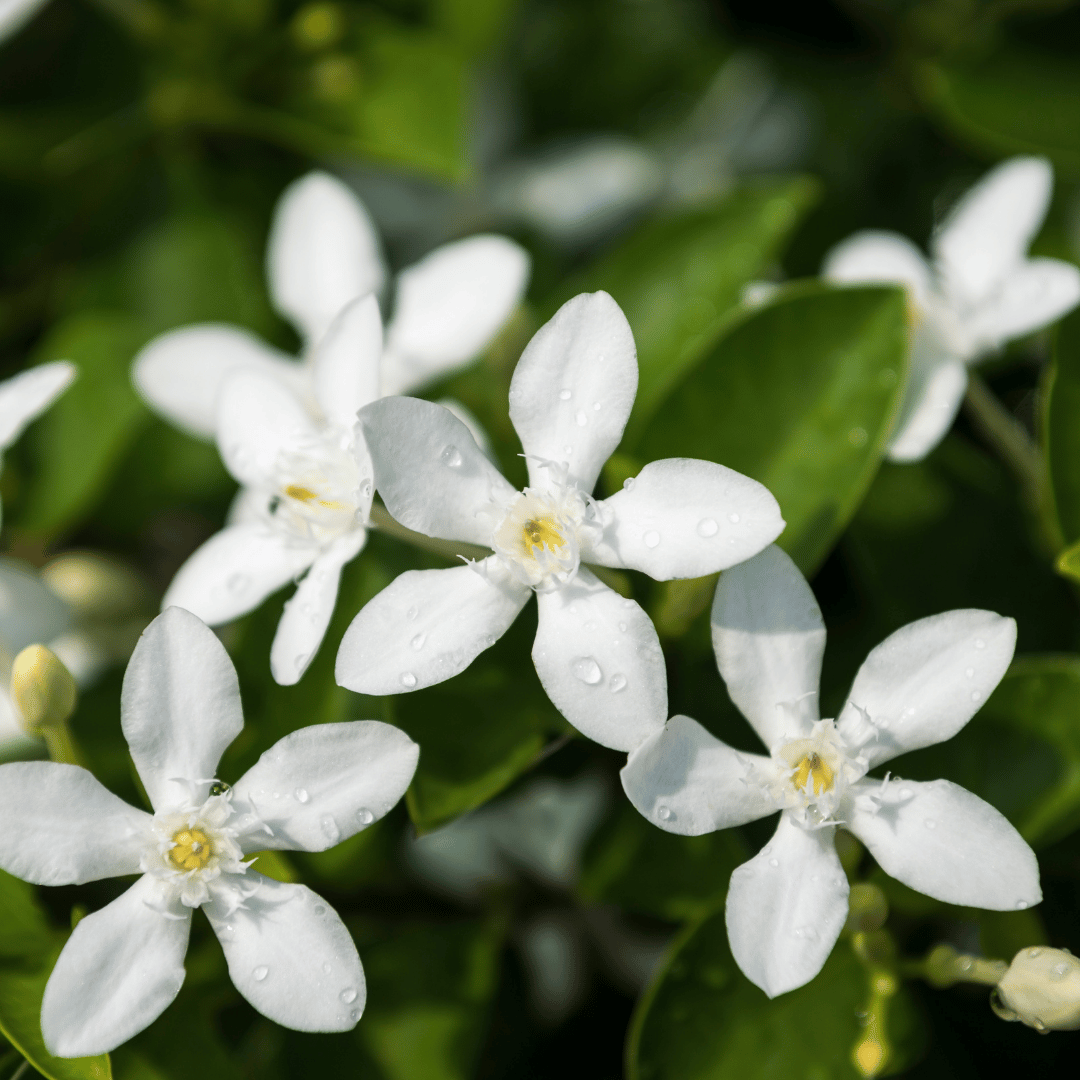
993;947;1080;1033
40;552;149;619
11;645;77;734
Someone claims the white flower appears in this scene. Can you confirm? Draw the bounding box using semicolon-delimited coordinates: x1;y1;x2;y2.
0;360;76;523
161;296;381;685
132;171;530;440
0;0;50;44
335;291;784;751
621;544;1041;998
0;606;418;1056
823;156;1080;462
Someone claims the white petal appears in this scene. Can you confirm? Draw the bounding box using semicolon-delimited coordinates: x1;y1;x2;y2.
934;156;1053;309
216;370;321;488
358;397;515;545
0;555;71;653
41;875;191;1057
438;397;494;460
205;874;364;1031
163;523;317;626
710;545;824;751
226;485;268;526
845;777;1041;909
335;558;530;695
268;172;385;346
586;458;783;579
532;567;666;752
381;235;530;395
822;230;933;309
0;762;149;884
0;361;75;449
726;814;849;998
310;294;383;431
509;291;637;493
232;720;418;852
836;609;1016;770
121;607;245;811
966;258;1080;351
621;715;779;834
270;530;367;686
886;328;967;463
132;326;304;441
0;0;50;43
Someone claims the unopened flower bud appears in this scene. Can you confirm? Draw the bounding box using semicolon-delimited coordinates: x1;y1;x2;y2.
993;946;1080;1033
11;644;77;734
41;551;149;619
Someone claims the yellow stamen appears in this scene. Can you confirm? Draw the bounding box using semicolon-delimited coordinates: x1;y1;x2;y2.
793;752;834;795
169;827;213;872
522;517;565;553
284;484;318;502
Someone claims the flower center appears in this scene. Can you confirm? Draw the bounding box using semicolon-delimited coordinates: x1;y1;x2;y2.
168;826;214;872
792;752;834;796
522;515;567;554
491;487;588;590
267;443;367;544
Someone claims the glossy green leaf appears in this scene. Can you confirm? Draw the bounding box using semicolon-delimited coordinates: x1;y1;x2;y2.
16;313;147;535
628;905;923;1080
1044;307;1080;550
579;800;748;922
546;178;819;443
0;870;53;962
635;283;908;574
923;53;1080;177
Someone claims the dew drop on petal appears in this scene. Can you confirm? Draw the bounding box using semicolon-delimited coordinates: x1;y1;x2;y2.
575;410;587;427
1017;900;1030;910
795;925;817;940
697;518;719;537
356;808;374;826
571;657;603;684
563;445;573;456
253;966;269;982
657;805;673;821
1052;963;1070;980
314;904;327;916
623;477;636;491
618;622;627;632
971;690;982;702
411;633;427;651
440;445;462;468
593;401;602;411
321;816;341;844
610;674;627;692
340;988;358;1004
643;530;660;548
322;962;332;974
965;667;975;679
401;671;418;688
728;512;741;524
975;638;986;649
294;788;310;804
559;389;572;401
227;574;249;596
349;1009;360;1023
294;653;310;671
923;819;936;830
769;858;779;868
406;606;418;621
1028;948;1043;958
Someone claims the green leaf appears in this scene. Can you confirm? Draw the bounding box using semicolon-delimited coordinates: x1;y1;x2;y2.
0;870;53;961
16;313;148;535
0;945;112;1080
547;179;819;443
628;906;922;1080
579;800;748;922
923;52;1080;177
1044;307;1080;548
635;283;908;574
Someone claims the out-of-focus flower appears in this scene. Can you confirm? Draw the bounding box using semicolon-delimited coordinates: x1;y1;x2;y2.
0;0;50;44
0;607;419;1056
132;171;529;439
994;946;1080;1032
621;543;1040;998
335;291;784;750
824;157;1080;462
162;297;378;685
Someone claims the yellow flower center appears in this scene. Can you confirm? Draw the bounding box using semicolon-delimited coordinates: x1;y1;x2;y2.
169;827;213;872
522;516;566;554
793;752;834;796
283;483;351;513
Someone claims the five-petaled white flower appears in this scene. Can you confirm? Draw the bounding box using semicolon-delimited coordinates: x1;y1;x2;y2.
132;170;530;440
621;544;1041;998
0;606;418;1056
334;291;784;751
824;156;1080;462
162;296;381;685
0;360;76;524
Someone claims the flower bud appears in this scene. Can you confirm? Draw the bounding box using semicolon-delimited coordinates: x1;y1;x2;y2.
41;551;149;620
993;947;1080;1033
11;644;77;734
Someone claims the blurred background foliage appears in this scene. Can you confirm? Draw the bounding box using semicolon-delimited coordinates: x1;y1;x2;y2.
3;0;1080;1077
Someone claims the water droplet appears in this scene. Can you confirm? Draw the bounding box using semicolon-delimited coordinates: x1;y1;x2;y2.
406;606;418;621
300;602;313;616
923;818;936;830
411;633;427;651
623;477;636;491
965;667;975;678
958;957;973;972
1053;962;1070;979
508;388;520;401
401;671;418;688
227;573;249;596
769;858;779;868
1017;900;1030;910
971;690;982;702
563;444;573;455
571;656;602;684
849;427;868;447
618;622;628;632
360;480;372;499
253;966;269;982
314;904;327;916
610;674;627;692
440;445;462;467
1028;947;1043;958
321;816;340;844
657;805;673;821
323;962;332;974
728;512;741;524
294;788;310;804
643;530;660;548
696;518;719;537
559;388;572;400
349;1009;360;1022
356;808;374;826
593;401;602;411
340;987;358;1004
975;638;986;649
294;653;310;671
575;410;587;427
795;925;818;940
